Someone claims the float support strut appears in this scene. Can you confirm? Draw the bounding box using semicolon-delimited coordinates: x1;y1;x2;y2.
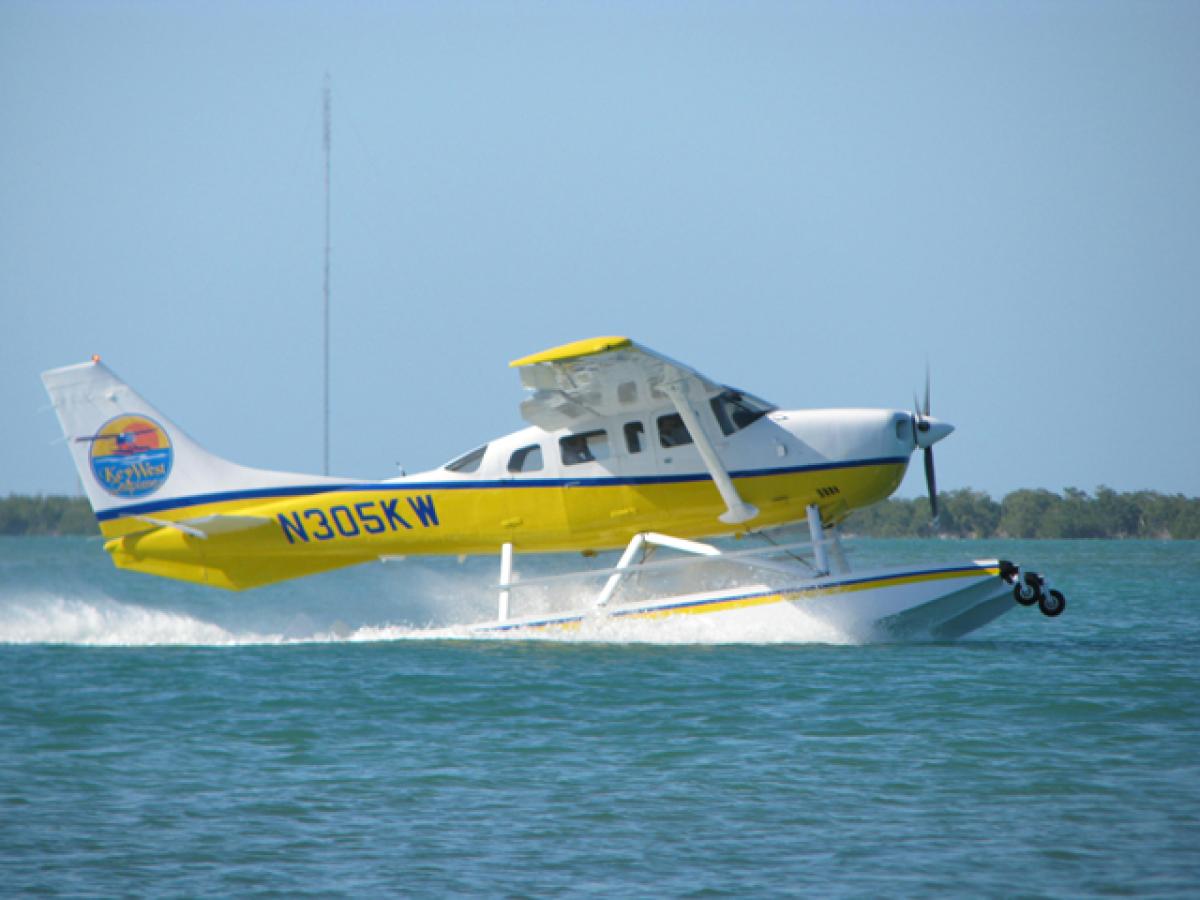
594;532;722;608
498;542;513;621
595;533;646;608
806;505;830;576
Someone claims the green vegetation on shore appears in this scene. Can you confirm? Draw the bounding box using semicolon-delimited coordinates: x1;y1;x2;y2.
0;495;98;536
844;487;1200;539
2;488;1198;539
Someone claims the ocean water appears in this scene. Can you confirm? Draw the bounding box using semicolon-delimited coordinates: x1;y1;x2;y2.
1;537;1197;896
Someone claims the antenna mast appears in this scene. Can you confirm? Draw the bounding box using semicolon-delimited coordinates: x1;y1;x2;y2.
322;73;332;475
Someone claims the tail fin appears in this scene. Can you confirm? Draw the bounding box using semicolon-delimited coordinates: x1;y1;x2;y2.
41;358;343;525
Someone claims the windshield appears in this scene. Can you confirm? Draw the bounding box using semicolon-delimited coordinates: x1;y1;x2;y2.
710;388;776;436
444;444;487;473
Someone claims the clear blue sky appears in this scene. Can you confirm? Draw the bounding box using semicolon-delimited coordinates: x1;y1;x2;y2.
3;1;1197;500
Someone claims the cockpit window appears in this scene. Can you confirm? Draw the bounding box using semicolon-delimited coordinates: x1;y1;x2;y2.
560;430;610;466
507;444;544;473
710;388;776;436
444;444;487;473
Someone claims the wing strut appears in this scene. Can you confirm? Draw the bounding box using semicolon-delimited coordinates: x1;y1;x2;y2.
662;381;758;525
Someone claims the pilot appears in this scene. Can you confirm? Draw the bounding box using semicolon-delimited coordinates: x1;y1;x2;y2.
561;435;594;465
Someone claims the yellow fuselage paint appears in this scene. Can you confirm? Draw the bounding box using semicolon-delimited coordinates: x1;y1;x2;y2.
100;460;907;590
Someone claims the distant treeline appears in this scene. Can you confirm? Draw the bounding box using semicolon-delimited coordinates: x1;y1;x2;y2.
844;487;1200;539
2;489;1199;539
0;495;97;536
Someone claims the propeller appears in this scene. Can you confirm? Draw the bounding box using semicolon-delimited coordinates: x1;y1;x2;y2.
924;437;938;522
911;365;941;524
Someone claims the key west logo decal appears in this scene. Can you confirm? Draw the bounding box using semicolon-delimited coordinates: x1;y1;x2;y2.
89;415;173;497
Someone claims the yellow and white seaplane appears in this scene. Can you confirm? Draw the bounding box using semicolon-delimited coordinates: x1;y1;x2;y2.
42;337;1064;640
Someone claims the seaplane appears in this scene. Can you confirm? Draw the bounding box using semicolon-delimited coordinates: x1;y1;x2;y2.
42;337;1065;640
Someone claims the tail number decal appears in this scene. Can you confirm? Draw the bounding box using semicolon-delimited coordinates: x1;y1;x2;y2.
277;496;440;544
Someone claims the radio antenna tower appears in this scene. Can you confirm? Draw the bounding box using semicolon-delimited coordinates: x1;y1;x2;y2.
322;73;332;475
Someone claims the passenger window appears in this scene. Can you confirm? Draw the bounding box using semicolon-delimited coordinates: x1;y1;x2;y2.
507;444;544;473
560;430;611;466
624;421;645;454
657;413;693;448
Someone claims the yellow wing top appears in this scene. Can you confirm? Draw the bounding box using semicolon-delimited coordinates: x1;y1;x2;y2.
509;336;633;368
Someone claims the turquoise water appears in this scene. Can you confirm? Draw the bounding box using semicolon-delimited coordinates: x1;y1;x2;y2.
2;537;1197;896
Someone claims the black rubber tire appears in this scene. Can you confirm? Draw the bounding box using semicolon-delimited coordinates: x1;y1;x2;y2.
1013;582;1038;607
1039;589;1066;618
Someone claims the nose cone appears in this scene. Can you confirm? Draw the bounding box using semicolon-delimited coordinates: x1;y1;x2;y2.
915;416;954;448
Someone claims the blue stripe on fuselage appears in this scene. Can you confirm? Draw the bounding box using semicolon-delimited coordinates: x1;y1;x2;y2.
94;455;910;522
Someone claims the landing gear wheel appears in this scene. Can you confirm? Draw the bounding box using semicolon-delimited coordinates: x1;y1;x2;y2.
1039;589;1066;618
1013;581;1039;606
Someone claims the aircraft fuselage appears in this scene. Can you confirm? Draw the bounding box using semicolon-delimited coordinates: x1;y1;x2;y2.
100;407;916;589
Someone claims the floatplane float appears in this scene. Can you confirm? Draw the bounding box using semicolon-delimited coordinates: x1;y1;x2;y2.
42;337;1064;640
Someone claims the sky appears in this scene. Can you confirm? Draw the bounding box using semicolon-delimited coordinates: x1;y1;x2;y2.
2;1;1198;501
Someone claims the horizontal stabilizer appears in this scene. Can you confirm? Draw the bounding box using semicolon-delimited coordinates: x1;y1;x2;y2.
128;514;275;540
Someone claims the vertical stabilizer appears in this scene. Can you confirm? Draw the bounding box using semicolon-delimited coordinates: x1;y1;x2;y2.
41;359;346;520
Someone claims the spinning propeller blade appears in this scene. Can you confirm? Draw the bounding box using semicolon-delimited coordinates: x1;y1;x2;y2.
923;363;931;417
924;363;937;520
924;446;938;521
912;365;939;524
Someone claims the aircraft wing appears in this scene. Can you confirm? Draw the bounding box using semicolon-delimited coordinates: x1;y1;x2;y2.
509;336;723;430
510;336;758;523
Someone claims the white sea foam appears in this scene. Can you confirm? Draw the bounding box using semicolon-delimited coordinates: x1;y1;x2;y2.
471;612;858;645
0;589;858;647
0;593;275;646
0;591;448;646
